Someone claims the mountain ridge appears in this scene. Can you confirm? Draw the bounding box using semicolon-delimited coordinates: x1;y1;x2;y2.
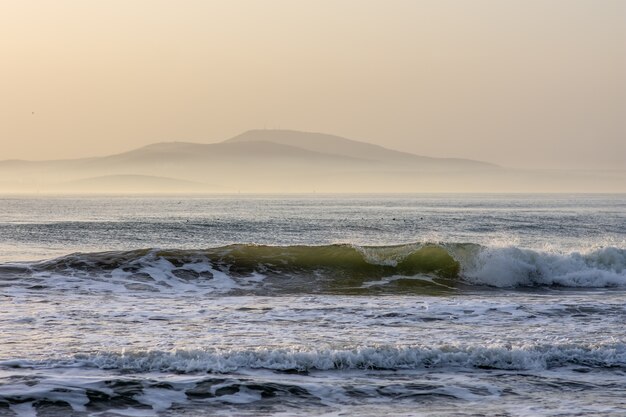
0;129;496;168
2;129;621;192
226;129;488;166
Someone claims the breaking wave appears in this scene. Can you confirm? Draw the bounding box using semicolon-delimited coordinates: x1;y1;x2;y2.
4;343;624;416
6;343;626;373
1;243;625;293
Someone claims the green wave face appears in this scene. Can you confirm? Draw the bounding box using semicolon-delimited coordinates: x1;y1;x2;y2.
214;244;463;294
31;243;469;295
214;243;461;276
396;246;461;278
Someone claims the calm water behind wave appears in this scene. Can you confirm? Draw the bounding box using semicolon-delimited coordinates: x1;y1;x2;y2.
0;193;624;261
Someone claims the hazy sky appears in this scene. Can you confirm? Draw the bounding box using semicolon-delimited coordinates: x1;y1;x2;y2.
1;0;624;169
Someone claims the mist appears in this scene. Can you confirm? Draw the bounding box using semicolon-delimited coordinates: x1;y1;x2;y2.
0;129;624;194
1;0;625;174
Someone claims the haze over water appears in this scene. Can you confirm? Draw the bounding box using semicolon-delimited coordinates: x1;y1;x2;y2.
1;1;626;416
2;1;625;170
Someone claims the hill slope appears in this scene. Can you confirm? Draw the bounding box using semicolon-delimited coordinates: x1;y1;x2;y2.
226;129;497;169
1;129;621;192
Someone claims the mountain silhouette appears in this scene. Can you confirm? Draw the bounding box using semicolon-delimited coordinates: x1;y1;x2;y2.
0;130;622;193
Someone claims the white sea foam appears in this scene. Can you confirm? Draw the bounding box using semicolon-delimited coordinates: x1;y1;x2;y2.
9;403;37;417
21;343;623;374
135;388;188;412
461;246;626;287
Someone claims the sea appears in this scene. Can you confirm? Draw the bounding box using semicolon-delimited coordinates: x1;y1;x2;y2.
0;194;625;416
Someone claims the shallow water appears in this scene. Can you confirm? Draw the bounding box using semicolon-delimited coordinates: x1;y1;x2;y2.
0;194;625;416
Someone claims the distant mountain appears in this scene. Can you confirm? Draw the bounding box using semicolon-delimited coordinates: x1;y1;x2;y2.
80;129;495;172
0;130;623;193
226;129;497;169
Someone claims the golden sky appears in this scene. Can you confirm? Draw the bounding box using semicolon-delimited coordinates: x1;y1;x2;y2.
1;0;624;169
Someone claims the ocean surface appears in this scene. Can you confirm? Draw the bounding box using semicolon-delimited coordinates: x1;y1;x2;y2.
0;194;625;416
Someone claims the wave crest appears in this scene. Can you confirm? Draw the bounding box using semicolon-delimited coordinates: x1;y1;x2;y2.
463;246;626;287
9;343;626;373
3;243;625;292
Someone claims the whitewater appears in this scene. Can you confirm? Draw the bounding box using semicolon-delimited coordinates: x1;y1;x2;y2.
0;194;625;416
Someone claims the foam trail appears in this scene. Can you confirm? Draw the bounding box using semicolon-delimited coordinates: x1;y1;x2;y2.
11;343;625;373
